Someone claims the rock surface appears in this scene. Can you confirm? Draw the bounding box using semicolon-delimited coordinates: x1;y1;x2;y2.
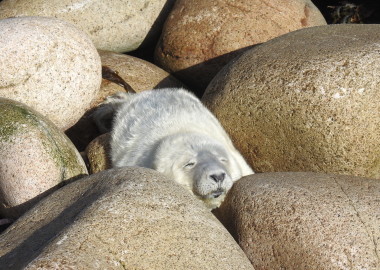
86;133;112;174
0;167;254;270
99;50;184;94
0;98;88;219
215;172;380;270
203;24;380;178
0;16;101;130
155;0;326;93
0;0;176;52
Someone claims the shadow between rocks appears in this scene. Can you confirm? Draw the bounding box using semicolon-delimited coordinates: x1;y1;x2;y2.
0;174;104;269
1;174;87;221
311;0;380;24
129;0;177;63
65;107;102;152
155;44;261;97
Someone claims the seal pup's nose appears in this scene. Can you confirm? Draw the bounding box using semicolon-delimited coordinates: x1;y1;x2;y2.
210;172;226;183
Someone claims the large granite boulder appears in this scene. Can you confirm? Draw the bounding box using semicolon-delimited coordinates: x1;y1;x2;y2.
155;0;326;94
0;98;87;219
203;24;380;178
0;16;101;130
0;0;176;52
0;167;254;269
215;172;380;270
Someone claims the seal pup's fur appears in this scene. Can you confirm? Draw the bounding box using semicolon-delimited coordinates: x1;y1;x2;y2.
94;88;253;208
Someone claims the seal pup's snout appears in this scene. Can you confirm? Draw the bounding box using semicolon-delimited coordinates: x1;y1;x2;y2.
209;172;226;183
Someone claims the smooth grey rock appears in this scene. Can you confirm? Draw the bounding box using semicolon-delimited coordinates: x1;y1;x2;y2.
215;172;380;270
0;167;254;270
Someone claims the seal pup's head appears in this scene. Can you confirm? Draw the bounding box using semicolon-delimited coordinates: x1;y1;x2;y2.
153;132;244;209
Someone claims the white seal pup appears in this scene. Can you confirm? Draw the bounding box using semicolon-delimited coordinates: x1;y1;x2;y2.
94;88;254;208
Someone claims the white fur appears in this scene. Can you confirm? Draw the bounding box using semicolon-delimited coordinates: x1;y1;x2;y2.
96;88;254;209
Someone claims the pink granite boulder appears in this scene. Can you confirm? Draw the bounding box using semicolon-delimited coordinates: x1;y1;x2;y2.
0;16;101;130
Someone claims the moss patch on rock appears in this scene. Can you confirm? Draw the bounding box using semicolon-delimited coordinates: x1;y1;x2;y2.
0;98;87;180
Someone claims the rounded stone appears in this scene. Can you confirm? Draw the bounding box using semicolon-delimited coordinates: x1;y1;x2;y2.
203;24;380;178
0;98;88;219
0;16;101;130
215;172;380;270
85;133;112;174
0;0;176;52
155;0;326;93
0;167;254;269
99;50;185;95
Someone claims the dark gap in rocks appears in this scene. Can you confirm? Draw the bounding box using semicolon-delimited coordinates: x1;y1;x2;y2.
311;0;380;24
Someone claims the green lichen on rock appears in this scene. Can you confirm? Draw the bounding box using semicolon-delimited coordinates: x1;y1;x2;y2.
0;98;88;181
37;118;88;180
0;98;37;142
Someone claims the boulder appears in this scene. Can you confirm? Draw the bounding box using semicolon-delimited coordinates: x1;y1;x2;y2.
215;172;380;270
0;0;176;52
203;24;380;178
0;98;88;219
155;0;326;94
99;50;185;95
0;167;254;270
0;16;101;130
85;133;112;174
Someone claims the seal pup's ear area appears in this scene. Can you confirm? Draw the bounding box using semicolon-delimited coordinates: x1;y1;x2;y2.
151;139;178;176
228;148;254;181
92;92;134;133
